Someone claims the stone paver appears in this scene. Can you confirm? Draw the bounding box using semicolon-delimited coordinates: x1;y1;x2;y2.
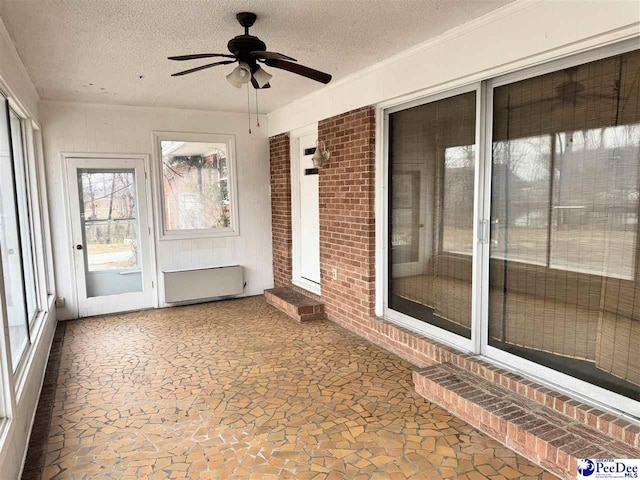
37;296;558;479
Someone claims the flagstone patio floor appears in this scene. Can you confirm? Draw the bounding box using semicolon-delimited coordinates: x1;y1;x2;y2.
27;296;558;480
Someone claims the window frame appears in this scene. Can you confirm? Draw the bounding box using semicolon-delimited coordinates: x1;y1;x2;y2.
1;102;33;374
152;131;239;241
9;110;40;329
378;38;640;418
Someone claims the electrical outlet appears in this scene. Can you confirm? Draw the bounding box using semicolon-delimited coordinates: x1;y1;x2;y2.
331;268;338;281
55;297;65;308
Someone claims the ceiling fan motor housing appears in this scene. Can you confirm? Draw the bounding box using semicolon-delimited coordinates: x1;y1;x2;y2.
227;35;266;62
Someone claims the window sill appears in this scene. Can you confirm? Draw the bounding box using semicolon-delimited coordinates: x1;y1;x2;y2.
159;228;239;241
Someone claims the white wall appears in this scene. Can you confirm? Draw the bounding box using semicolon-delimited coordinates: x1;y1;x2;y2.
40;102;273;320
267;0;640;135
0;17;59;480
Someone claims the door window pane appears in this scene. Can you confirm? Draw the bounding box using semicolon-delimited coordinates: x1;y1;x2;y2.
489;50;640;400
0;100;29;370
78;169;142;297
388;91;476;339
161;141;232;232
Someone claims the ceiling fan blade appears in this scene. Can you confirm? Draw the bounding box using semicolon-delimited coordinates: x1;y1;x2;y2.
251;51;297;62
250;76;271;89
168;53;235;61
264;59;331;84
171;60;235;77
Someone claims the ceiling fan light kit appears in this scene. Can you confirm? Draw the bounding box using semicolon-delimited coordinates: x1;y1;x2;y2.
252;65;273;89
168;11;332;133
225;62;251;88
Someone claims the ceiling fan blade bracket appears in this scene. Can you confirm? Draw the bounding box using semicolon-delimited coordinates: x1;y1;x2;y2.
171;60;236;77
168;53;235;61
251;51;297;62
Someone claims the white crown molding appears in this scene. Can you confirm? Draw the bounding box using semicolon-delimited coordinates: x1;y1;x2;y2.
0;16;40;116
38;99;269;119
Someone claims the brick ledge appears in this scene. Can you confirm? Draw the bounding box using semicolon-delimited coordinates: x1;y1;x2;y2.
326;313;639;448
414;363;640;480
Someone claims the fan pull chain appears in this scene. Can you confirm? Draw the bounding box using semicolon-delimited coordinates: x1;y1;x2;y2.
246;83;252;134
255;88;260;128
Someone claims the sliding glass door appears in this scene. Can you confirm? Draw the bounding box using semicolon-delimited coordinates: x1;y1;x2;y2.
385;43;640;414
387;86;478;349
486;48;640;404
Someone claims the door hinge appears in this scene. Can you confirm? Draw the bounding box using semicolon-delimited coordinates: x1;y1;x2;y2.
152;281;155;288
149;227;152;235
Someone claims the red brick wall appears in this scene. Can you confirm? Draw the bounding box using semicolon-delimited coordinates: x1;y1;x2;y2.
268;107;377;322
268;107;444;369
269;133;292;287
317;107;377;328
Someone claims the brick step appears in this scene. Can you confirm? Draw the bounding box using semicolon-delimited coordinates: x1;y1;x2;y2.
414;363;640;480
449;354;640;448
359;313;639;447
365;313;639;448
264;287;324;322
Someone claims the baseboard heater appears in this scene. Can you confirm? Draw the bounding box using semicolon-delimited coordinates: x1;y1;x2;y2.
163;265;244;304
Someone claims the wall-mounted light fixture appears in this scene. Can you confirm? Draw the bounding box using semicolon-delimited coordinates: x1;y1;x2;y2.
312;139;330;168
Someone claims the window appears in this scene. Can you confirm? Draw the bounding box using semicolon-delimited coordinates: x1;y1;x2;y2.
0;98;39;371
155;133;237;239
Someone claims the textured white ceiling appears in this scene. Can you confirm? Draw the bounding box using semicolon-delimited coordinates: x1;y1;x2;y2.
0;0;513;114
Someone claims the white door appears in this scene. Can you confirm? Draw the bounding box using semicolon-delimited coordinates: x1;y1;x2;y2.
66;157;155;317
297;133;321;285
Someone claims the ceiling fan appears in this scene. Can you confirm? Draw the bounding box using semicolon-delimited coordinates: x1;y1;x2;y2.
168;12;332;89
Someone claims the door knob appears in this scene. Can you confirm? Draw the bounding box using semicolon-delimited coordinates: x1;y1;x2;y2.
76;244;83;250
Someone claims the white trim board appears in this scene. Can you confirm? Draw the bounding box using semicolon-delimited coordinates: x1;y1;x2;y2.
267;0;640;135
0;18;40;120
39;99;270;120
289;123;321;296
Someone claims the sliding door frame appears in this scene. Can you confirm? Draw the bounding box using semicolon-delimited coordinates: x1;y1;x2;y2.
379;37;640;418
382;82;482;354
480;39;640;418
